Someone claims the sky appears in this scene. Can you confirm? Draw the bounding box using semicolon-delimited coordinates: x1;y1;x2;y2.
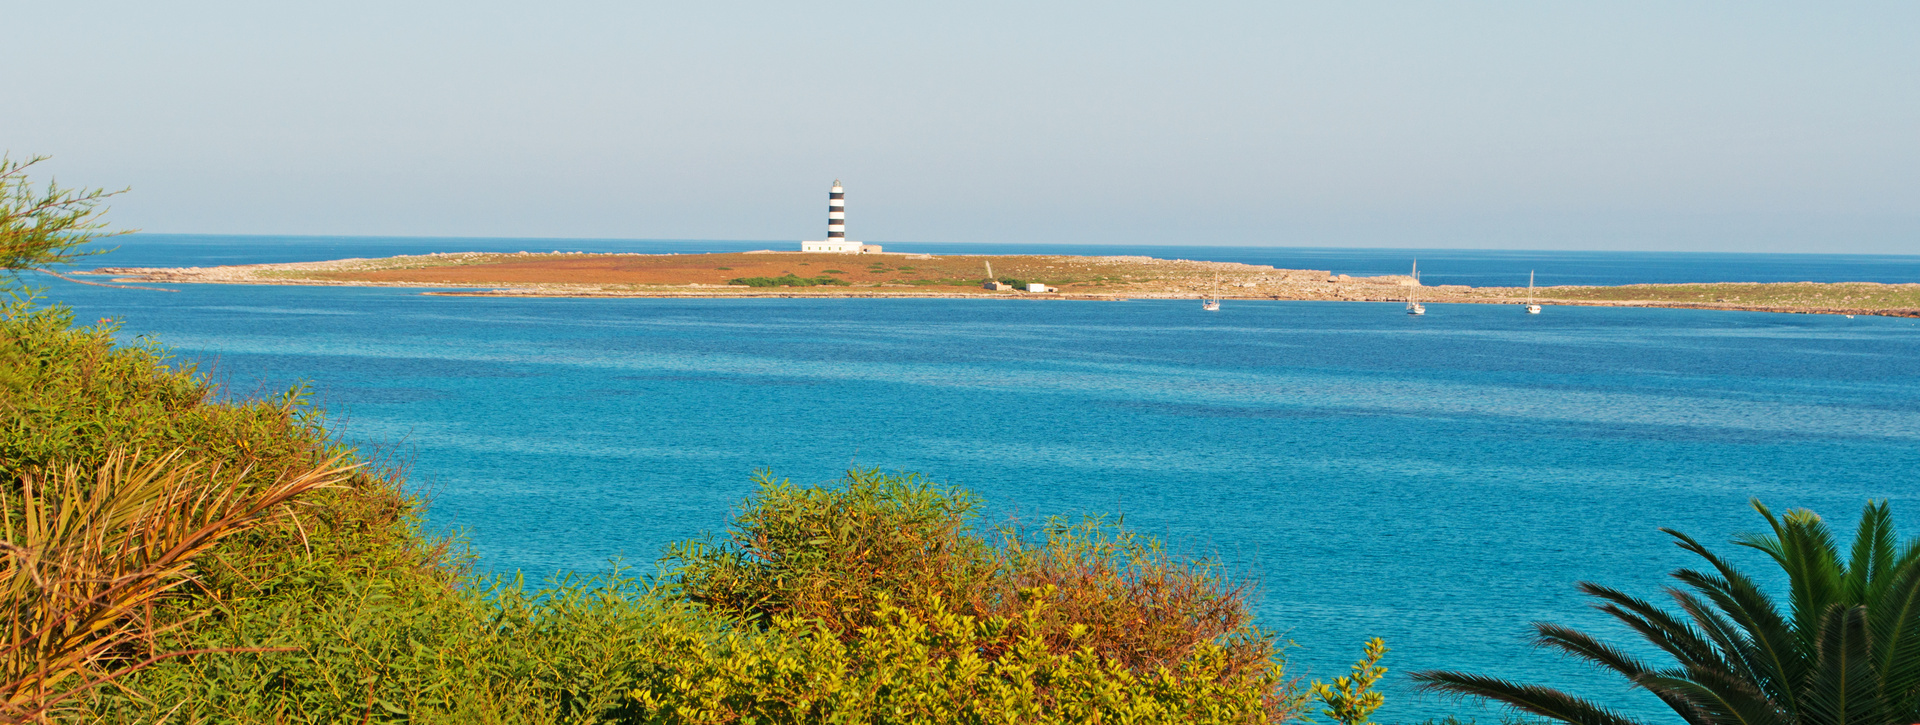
6;1;1918;252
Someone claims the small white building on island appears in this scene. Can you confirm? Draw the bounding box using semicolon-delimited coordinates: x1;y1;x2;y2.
800;180;882;254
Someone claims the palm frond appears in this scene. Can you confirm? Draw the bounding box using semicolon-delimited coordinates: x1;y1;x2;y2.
1778;507;1847;655
1866;559;1920;721
1668;531;1810;713
1428;500;1918;725
0;449;353;718
1535;622;1704;721
1582;582;1724;668
1664;585;1768;692
1892;538;1920;577
1639;673;1786;725
1535;621;1665;679
1846;502;1896;605
1410;670;1651;725
1802;604;1884;725
1734;500;1791;569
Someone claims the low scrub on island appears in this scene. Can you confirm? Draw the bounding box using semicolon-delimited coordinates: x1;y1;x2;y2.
727;274;850;288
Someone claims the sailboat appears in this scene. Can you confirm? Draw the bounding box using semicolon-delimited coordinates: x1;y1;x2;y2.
1405;261;1425;316
1525;270;1542;314
1202;272;1221;311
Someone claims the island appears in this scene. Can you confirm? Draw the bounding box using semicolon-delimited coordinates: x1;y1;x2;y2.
86;250;1920;318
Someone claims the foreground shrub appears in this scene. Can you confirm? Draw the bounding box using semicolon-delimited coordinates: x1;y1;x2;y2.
3;300;456;720
665;469;1300;719
0;154;125;289
0;300;427;603
8;301;1379;722
94;568;668;722
666;470;994;634
1413;499;1920;725
631;592;1287;723
1;451;350;720
104;494;1310;723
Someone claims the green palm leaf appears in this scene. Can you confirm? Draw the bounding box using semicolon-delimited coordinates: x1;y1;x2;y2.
1802;604;1882;725
1866;558;1920;716
1534;622;1703;719
1844;503;1896;605
1663;585;1774;700
1637;673;1782;725
1738;502;1846;658
1664;543;1808;714
1409;670;1651;725
1580;583;1723;667
1412;500;1920;725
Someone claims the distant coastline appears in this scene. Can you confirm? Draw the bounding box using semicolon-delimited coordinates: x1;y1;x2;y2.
86;250;1920;318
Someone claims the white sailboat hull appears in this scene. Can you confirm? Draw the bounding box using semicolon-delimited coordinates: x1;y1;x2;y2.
1404;261;1424;315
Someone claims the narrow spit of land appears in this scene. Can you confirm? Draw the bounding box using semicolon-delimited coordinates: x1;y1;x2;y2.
87;250;1920;317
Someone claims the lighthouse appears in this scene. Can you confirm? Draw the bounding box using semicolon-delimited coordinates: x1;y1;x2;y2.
800;180;881;253
827;179;845;240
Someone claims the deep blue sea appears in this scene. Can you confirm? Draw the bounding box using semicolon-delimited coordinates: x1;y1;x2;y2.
39;235;1920;722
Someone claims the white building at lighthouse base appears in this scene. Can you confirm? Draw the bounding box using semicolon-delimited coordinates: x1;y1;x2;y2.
801;240;883;254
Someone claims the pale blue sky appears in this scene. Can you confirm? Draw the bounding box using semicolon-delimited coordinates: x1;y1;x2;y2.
6;2;1916;252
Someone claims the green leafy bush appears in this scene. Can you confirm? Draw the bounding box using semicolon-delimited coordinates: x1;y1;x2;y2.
1;155;128;289
727;274;850;287
629;590;1289;723
664;470;1296;717
2;298;451;720
0;297;422;581
5;300;1376;722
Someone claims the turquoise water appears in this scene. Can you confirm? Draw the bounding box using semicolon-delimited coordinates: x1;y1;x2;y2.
42;236;1920;721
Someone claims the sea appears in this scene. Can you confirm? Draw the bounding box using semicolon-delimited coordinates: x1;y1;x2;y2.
37;234;1920;722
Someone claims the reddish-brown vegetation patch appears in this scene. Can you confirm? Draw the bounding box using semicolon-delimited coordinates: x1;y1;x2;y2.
305;252;1164;291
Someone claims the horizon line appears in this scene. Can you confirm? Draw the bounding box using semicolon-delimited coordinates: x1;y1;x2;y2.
109;232;1920;259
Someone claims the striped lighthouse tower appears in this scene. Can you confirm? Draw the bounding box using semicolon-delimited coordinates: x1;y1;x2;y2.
800;179;879;253
827;180;846;240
